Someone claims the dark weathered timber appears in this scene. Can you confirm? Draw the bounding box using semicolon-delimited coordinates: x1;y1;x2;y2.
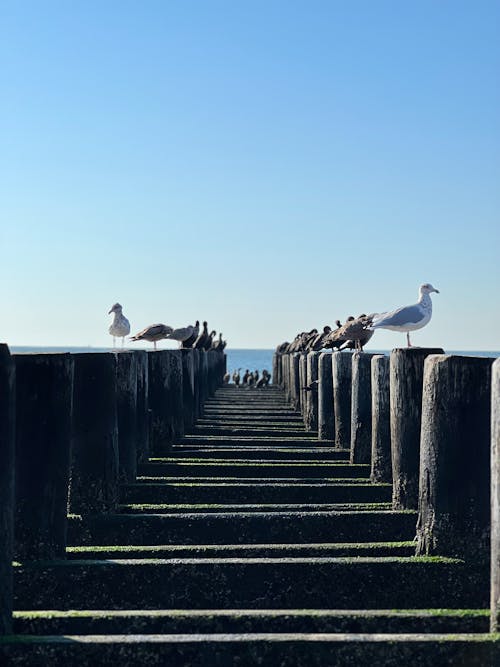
199;352;209;414
69;353;119;515
134;350;149;464
390;348;444;510
181;350;196;431
290;354;301;411
147;351;183;454
332;352;351;450
282;354;290;403
14;353;74;560
115;352;138;484
299;354;308;424
0;344;15;634
350;353;377;464
272;352;280;386
371;355;391;484
416;355;493;563
305;352;320;431
192;349;201;420
318;352;334;441
492;358;500;632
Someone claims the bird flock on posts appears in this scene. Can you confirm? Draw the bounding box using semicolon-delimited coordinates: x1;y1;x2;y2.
223;368;272;388
108;305;227;352
276;284;440;354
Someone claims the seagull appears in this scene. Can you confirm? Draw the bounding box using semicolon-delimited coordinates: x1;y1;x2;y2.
336;314;375;352
168;325;196;348
182;321;200;349
108;303;130;348
130;323;173;350
368;283;439;347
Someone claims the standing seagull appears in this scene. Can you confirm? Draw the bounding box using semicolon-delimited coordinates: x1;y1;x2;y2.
168;325;196;348
130;323;173;350
108;303;130;348
368;283;439;347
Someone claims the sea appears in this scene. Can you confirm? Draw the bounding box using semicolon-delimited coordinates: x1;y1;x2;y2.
8;347;500;383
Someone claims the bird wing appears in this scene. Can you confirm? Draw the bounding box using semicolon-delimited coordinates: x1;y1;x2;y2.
371;304;424;328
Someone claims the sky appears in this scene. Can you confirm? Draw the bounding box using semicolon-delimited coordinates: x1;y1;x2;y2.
1;1;499;350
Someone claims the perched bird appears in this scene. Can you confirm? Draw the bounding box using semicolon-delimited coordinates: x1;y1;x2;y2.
108;303;130;348
130;323;173;350
168;325;195;348
204;330;217;351
310;325;332;351
232;368;241;386
193;321;209;349
256;375;266;388
262;369;271;386
323;319;351;349
212;333;225;351
182;321;200;349
369;283;440;347
242;369;250;385
223;372;230;384
336;314;375;351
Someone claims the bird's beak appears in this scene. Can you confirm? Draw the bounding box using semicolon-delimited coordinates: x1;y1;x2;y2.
434;289;440;294
108;309;113;314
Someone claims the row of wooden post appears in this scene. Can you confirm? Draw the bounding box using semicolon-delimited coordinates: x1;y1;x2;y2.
275;349;500;632
0;343;226;635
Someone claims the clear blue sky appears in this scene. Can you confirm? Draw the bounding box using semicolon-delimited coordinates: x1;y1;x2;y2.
1;1;499;350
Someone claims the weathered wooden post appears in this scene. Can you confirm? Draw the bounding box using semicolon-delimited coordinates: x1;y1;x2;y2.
371;355;391;483
350;352;378;464
492;358;500;632
283;354;291;403
147;351;170;455
416;355;493;564
299;353;308;422
199;351;209;414
134;350;149;464
391;347;444;509
192;349;201;420
318;352;334;441
207;350;218;397
14;353;74;560
272;353;280;386
69;353;119;514
181;349;196;431
0;345;15;634
305;351;320;431
290;353;301;412
332;352;351;450
115;352;138;484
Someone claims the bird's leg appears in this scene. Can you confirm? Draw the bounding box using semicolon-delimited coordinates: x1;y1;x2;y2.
121;337;124;348
113;336;116;349
407;332;412;347
154;341;157;351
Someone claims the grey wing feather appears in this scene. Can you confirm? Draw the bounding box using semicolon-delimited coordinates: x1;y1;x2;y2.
373;305;424;327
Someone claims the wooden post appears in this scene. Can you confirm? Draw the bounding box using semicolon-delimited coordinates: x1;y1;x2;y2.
416;355;493;563
200;351;209;414
14;353;73;560
291;353;301;411
192;349;201;420
350;352;378;464
0;345;15;634
181;349;196;432
318;352;334;441
492;358;500;632
69;353;119;514
299;353;308;422
332;352;351;450
272;353;281;387
391;347;444;509
371;355;391;483
134;350;149;464
115;352;138;484
167;350;184;443
305;351;320;431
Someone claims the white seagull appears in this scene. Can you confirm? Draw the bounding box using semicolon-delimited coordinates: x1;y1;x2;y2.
108;303;131;348
167;325;195;348
130;323;173;350
368;283;439;347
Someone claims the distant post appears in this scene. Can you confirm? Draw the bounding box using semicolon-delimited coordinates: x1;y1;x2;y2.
350;352;378;464
390;347;444;509
181;349;196;431
318;352;334;441
0;345;15;635
371;355;391;483
115;352;138;484
299;353;308;422
291;354;301;411
492;358;500;632
14;353;74;560
69;353;119;514
332;352;351;450
305;351;320;431
416;355;492;564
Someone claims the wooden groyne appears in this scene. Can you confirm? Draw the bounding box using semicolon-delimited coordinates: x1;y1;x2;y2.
0;343;499;665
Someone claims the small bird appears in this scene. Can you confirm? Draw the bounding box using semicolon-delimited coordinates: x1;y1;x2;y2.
232;368;241;386
242;369;250;385
204;330;217;351
130;323;173;350
223;371;230;384
108;303;130;348
336;314;375;352
194;321;209;349
168;325;195;348
369;283;440;347
182;321;200;349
